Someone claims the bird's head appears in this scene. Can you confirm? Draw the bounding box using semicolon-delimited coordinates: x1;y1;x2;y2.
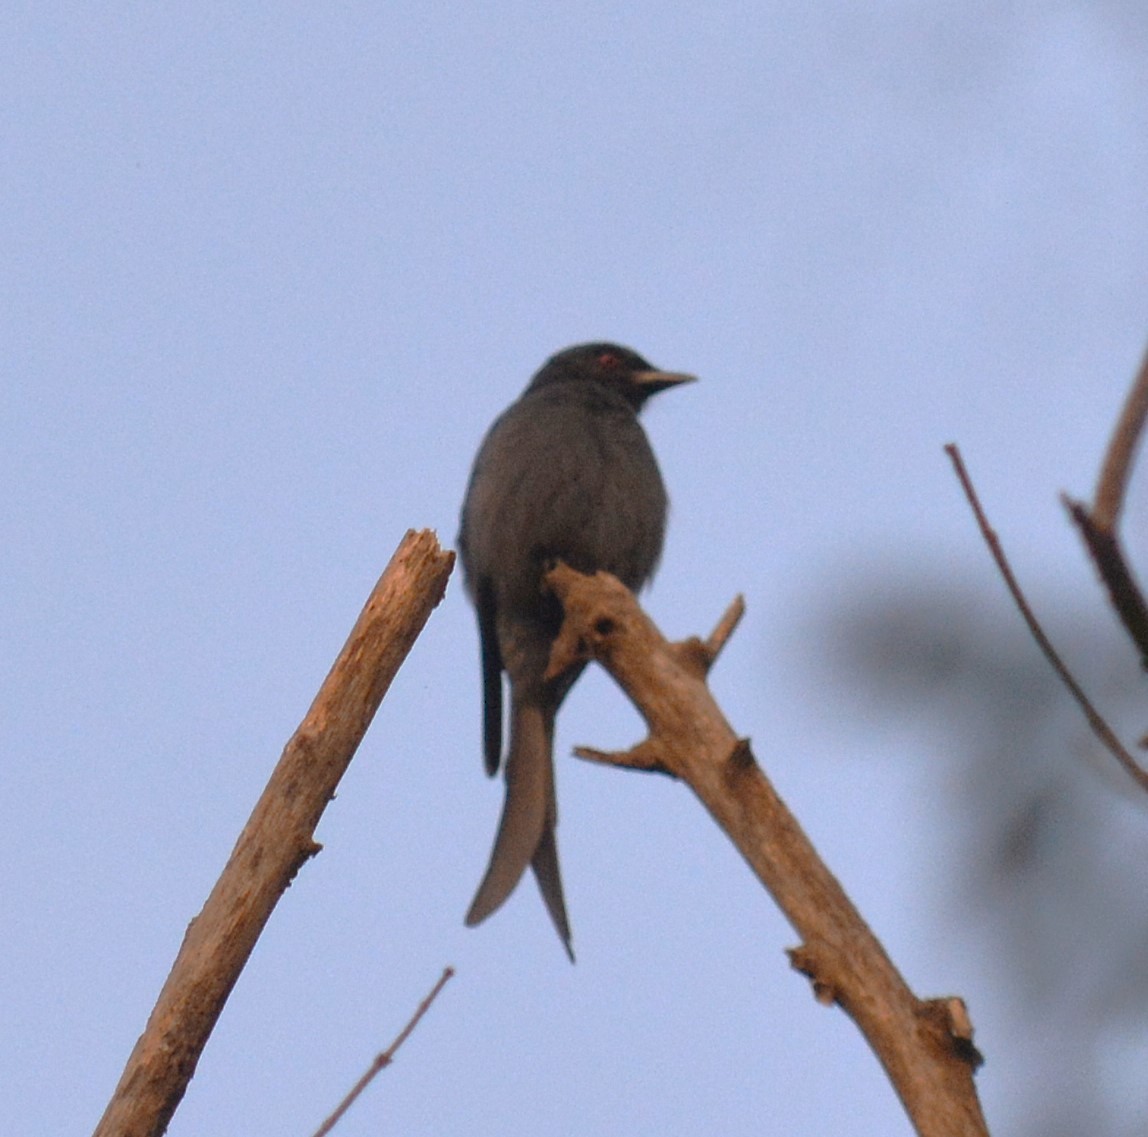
528;342;696;409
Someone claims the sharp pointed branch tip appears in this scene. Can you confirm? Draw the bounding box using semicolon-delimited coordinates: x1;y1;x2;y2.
574;741;673;776
706;594;745;659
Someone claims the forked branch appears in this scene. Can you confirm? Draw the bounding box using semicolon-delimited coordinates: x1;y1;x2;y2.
543;563;988;1137
946;444;1148;793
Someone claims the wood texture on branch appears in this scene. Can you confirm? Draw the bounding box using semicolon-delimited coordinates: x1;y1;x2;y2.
93;529;455;1137
544;563;988;1137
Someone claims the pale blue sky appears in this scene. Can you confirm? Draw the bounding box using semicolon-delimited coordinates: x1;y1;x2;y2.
5;4;1148;1134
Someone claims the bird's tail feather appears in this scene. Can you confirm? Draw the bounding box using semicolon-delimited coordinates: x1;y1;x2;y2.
531;824;574;960
465;700;566;934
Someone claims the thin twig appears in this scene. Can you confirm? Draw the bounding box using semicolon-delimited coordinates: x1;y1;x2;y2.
1094;342;1148;531
311;966;455;1137
945;444;1148;792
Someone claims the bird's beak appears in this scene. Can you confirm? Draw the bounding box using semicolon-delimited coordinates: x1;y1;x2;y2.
631;369;698;394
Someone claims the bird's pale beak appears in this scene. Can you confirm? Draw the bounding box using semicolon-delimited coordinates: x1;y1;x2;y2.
631;370;698;394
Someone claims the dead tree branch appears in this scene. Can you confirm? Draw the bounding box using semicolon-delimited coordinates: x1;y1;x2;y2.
1093;343;1148;531
544;563;988;1137
1065;344;1148;669
945;445;1148;792
93;529;455;1137
311;966;455;1137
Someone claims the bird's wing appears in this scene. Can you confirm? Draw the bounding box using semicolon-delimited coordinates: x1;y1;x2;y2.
476;576;503;776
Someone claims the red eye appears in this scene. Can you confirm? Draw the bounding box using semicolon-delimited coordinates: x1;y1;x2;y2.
597;352;619;368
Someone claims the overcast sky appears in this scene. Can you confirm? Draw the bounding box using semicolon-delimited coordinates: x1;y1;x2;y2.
6;4;1148;1135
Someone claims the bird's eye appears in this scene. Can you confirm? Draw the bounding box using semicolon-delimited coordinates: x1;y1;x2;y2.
597;352;619;369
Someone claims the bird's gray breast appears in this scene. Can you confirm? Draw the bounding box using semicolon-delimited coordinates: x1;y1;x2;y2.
459;383;668;618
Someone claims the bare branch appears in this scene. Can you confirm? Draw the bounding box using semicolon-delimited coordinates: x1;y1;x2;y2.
1059;346;1148;669
311;966;455;1137
1094;342;1148;531
945;445;1148;791
1064;496;1148;670
93;530;455;1137
544;563;988;1137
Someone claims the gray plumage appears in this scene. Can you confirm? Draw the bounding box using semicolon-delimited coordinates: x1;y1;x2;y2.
458;342;694;959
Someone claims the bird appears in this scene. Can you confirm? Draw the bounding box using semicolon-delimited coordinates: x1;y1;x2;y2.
457;342;694;959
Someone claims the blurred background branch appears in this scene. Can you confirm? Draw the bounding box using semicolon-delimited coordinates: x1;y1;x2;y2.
1066;344;1148;670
